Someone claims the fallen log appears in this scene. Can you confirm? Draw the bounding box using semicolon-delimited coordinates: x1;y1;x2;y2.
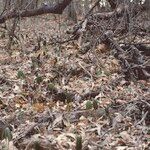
0;0;72;24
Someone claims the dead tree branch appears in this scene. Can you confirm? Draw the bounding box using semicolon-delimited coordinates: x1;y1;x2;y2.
0;0;72;24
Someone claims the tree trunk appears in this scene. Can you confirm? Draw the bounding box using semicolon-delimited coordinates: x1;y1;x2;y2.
84;0;90;14
67;1;77;23
144;0;150;16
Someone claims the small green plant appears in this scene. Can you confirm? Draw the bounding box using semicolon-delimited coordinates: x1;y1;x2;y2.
65;92;73;103
76;135;82;150
1;127;13;150
17;70;25;79
2;127;12;141
36;76;43;84
86;100;93;110
17;110;25;121
34;141;41;150
47;83;55;91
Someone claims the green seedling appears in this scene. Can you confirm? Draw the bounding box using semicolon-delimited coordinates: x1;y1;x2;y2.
86;100;93;110
76;135;82;150
17;70;25;79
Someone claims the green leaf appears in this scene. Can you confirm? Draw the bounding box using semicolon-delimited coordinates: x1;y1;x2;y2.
36;76;43;84
47;83;55;91
2;127;12;141
86;100;93;110
76;135;82;150
17;70;25;79
65;92;73;103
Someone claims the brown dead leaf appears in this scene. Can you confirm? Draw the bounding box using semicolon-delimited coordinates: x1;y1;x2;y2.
96;43;110;54
32;103;45;112
119;131;133;143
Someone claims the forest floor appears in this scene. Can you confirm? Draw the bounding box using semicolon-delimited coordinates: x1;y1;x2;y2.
0;16;150;150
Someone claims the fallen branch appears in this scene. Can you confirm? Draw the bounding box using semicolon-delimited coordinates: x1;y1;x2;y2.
100;30;150;80
0;0;72;24
13;114;54;146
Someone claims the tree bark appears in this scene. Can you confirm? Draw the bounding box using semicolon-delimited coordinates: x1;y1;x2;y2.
67;1;77;23
144;0;150;17
84;0;90;14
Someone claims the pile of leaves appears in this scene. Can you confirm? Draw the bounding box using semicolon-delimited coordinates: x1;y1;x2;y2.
0;15;149;150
